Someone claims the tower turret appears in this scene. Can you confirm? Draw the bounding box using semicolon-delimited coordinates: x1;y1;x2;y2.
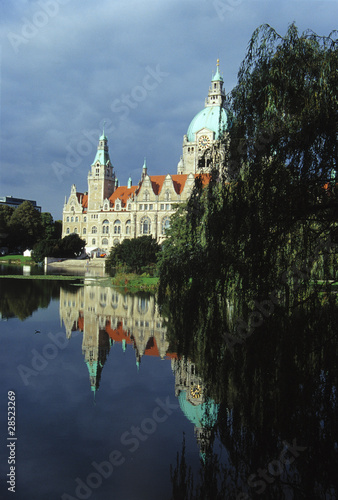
87;130;116;211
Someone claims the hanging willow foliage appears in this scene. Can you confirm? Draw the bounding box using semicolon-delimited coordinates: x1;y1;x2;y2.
158;24;338;352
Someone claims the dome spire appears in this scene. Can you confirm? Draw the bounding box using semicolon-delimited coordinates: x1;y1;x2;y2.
212;58;223;82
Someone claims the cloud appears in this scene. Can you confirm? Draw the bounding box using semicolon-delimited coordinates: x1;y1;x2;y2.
0;0;337;217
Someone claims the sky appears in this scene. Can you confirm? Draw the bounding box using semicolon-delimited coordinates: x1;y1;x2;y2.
0;0;337;220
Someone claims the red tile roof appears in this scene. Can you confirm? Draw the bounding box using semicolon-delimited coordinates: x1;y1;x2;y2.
105;321;134;344
75;192;88;209
109;185;138;207
149;175;166;195
144;337;160;357
149;173;210;196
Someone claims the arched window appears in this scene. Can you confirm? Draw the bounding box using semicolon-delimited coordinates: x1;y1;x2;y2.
114;220;121;234
66;216;69;222
102;238;108;245
140;216;151;235
125;220;131;235
71;216;74;222
74;228;78;234
102;220;109;234
66;227;70;234
92;238;96;245
138;297;149;314
113;238;119;246
162;217;170;234
92;226;97;234
83;216;87;222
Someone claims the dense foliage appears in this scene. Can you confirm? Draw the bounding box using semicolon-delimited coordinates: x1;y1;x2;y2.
0;201;61;252
159;24;338;349
32;233;86;262
106;235;161;273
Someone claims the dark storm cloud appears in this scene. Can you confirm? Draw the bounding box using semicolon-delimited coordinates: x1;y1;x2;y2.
0;0;336;218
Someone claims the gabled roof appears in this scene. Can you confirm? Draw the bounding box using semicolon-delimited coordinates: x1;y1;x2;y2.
148;174;210;196
149;175;166;195
144;337;160;357
75;192;88;209
109;185;138;207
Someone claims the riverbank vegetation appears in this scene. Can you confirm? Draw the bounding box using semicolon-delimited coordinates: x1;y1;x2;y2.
106;235;161;274
166;24;338;499
159;24;337;355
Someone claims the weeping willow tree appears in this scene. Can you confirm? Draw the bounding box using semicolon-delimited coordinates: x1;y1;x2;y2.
159;24;338;353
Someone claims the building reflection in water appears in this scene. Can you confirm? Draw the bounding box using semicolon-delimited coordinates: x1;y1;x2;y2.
59;285;218;454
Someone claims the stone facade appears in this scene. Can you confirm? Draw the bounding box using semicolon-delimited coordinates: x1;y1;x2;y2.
62;61;228;251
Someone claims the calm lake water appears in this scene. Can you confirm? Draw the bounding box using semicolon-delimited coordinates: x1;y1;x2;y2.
0;266;337;500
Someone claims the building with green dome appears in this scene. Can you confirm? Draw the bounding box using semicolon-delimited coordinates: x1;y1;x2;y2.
62;62;228;249
177;59;228;175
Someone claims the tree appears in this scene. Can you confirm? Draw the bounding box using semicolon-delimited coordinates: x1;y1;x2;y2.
8;201;43;250
159;24;338;343
40;212;55;240
106;235;160;273
0;205;14;246
32;233;85;262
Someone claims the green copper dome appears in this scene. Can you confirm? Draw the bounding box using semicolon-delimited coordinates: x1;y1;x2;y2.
99;134;107;141
178;391;219;428
187;106;227;142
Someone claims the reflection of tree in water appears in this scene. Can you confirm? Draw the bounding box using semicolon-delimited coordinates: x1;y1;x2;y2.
0;279;69;320
169;300;338;499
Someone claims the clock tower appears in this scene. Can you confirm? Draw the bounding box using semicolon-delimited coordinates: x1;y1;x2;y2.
87;131;116;212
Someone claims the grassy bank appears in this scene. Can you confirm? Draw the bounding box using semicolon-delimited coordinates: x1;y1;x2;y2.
111;272;159;292
0;255;35;265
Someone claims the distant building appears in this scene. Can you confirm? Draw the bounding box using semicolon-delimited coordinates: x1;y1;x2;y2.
0;196;41;212
62;61;229;250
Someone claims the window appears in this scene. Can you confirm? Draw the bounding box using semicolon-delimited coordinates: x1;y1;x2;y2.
102;238;108;245
75;217;78;222
84;216;87;222
102;220;109;234
126;220;131;235
71;216;74;222
92;238;96;245
166;203;170;210
74;228;78;234
114;220;121;234
127;203;131;210
66;216;69;222
115;203;120;211
140;216;151;235
92;226;97;234
144;204;148;210
96;168;99;175
162;217;170;234
83;228;86;234
160;204;164;210
139;204;143;210
66;227;70;234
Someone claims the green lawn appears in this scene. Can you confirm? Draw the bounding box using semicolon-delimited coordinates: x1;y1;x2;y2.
0;255;34;264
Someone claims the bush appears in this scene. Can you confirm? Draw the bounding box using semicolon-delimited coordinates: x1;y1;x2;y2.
106;236;160;273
